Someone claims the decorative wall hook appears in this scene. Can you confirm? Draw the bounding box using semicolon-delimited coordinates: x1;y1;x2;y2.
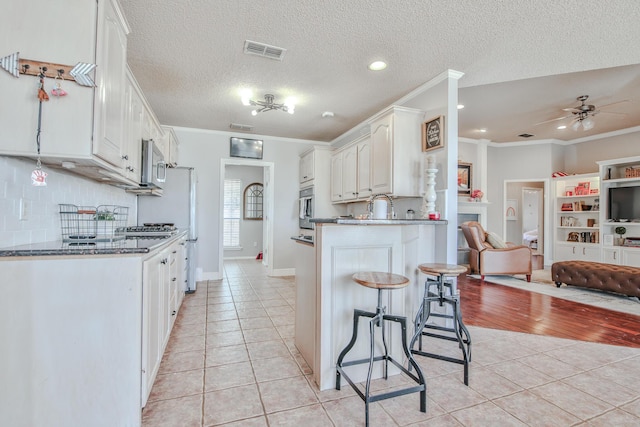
1;52;96;86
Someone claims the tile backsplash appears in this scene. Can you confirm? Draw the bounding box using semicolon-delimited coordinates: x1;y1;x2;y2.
0;156;137;248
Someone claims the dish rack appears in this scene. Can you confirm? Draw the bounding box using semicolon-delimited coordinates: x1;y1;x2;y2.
59;204;128;242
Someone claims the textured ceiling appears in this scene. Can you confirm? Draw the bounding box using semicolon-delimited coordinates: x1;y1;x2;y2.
119;0;640;143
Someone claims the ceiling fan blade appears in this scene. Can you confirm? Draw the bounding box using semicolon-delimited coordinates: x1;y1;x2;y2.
598;100;630;109
596;110;628;117
533;115;573;126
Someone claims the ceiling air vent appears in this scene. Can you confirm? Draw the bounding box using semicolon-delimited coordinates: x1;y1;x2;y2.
518;133;535;138
244;40;286;61
230;123;254;132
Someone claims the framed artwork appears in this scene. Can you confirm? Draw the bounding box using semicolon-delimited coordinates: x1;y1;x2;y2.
457;162;472;195
422;115;445;152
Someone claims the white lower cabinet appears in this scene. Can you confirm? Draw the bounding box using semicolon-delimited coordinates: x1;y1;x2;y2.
602;247;621;264
141;237;186;408
554;243;601;262
622;247;640;267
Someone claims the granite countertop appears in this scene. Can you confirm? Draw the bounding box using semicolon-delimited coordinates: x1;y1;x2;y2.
0;230;187;257
310;218;448;225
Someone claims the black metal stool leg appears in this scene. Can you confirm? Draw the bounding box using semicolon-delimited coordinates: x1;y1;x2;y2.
336;309;364;390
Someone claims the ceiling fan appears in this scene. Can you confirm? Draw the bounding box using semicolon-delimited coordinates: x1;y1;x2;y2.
536;95;628;131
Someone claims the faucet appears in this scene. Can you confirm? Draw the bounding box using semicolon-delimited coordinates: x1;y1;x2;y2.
368;193;395;219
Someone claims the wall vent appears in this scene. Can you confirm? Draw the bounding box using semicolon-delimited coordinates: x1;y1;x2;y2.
230;123;254;132
518;133;535;138
244;40;286;61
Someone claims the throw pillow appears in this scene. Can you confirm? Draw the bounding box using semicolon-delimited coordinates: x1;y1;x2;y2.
486;231;508;249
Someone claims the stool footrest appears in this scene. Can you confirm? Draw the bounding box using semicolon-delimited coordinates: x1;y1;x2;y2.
412;350;466;366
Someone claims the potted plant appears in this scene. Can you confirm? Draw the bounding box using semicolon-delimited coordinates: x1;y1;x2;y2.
615;226;627;246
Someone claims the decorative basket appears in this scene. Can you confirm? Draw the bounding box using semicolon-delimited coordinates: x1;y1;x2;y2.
59;204;128;242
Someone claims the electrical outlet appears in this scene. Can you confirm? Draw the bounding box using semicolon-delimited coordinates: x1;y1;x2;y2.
19;198;27;221
253;241;257;247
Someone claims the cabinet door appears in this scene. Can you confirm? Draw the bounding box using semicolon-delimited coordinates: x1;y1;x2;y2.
602;247;621;264
93;0;127;168
356;138;372;200
580;245;601;262
141;252;163;407
330;152;344;202
622;248;640;267
370;115;393;194
123;74;143;182
342;145;358;201
300;151;314;184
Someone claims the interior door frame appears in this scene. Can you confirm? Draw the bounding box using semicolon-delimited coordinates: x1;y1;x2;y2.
219;158;275;276
503;178;550;259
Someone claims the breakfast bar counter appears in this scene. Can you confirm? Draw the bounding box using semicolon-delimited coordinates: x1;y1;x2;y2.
301;219;447;390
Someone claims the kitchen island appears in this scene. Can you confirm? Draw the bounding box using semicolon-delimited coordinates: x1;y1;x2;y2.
300;218;447;390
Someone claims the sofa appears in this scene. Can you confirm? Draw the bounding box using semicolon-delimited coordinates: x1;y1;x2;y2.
552;261;640;298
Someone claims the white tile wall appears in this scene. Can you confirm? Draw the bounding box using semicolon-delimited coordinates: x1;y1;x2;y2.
0;156;137;248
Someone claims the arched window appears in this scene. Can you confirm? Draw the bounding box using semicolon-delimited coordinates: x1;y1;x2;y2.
243;183;263;220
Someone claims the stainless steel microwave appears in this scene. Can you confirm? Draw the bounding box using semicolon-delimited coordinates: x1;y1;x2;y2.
141;139;167;189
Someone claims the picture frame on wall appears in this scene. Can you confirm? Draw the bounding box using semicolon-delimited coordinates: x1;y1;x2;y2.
458;162;472;195
422;115;445;152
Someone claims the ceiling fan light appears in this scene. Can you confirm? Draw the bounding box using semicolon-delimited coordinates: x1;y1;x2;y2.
582;117;594;130
251;110;258;116
571;120;581;131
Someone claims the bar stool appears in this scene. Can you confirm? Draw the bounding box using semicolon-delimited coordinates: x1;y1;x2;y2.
336;272;426;427
409;263;472;386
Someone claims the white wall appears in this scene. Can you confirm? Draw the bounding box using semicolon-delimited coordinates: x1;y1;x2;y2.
0;156;136;248
224;165;264;259
564;128;640;173
486;143;555;235
173;127;324;279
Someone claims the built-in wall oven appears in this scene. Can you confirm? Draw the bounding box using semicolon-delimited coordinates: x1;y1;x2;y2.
299;186;314;230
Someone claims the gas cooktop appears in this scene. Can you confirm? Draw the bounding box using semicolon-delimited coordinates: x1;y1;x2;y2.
119;224;178;237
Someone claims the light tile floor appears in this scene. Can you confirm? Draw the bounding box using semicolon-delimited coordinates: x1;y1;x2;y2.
142;260;640;426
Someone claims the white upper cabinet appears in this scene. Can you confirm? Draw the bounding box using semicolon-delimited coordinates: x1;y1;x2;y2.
300;150;315;185
341;144;358;201
368;106;423;197
356;138;372;200
123;70;143;182
92;0;129;169
330;151;344;202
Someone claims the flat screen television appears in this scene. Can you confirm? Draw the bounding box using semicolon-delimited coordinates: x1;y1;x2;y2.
608;186;640;221
230;137;263;159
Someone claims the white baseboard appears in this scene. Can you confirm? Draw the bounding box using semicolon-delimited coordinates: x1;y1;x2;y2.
223;256;258;260
271;268;295;277
201;271;223;281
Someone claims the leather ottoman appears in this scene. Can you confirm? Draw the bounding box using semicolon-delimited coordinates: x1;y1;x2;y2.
552;261;640;298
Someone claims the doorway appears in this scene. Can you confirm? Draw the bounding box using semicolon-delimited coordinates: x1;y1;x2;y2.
219;159;274;276
503;179;549;268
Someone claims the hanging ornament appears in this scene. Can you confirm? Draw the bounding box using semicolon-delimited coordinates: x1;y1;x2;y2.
50;70;67;96
32;67;49;186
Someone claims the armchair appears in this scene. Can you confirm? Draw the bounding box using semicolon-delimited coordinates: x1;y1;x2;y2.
460;221;532;282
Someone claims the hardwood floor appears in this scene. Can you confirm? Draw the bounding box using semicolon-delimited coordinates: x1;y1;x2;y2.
457;274;640;348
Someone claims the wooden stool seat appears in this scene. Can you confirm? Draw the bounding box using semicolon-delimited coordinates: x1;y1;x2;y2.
418;263;467;277
352;271;410;290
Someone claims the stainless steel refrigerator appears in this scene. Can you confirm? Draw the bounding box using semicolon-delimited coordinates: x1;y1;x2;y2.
138;167;198;292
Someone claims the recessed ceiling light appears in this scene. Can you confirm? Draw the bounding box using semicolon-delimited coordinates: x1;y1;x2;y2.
368;61;387;71
457;104;465;110
322;111;334;118
557;125;567;130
